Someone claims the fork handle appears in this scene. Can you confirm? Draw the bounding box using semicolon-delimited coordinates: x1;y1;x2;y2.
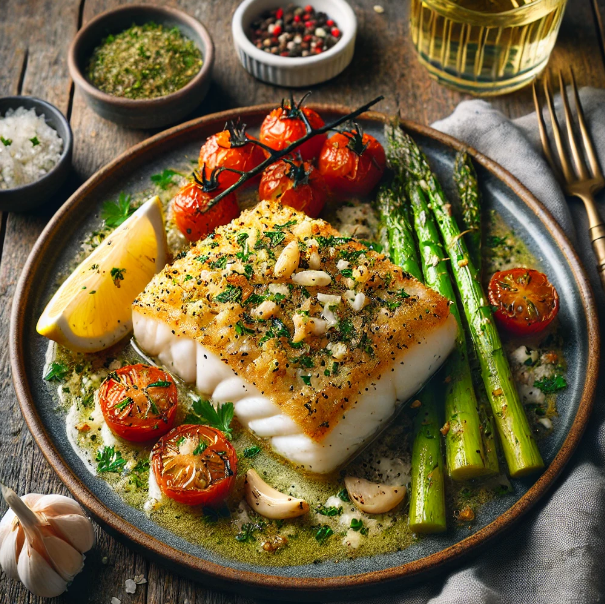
591;222;605;293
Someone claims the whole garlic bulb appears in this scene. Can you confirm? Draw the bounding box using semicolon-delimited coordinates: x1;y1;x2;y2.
0;484;95;597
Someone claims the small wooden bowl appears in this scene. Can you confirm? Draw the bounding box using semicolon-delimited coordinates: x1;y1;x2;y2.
0;96;73;212
68;5;214;130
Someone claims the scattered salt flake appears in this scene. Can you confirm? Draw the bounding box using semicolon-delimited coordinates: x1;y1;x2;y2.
133;575;147;584
111;598;121;604
373;5;384;13
125;579;137;594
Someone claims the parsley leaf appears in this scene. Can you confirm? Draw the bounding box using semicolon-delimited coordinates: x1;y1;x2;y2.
350;518;364;531
44;361;69;382
340;268;354;278
185;397;234;438
301;375;312;386
274;220;297;230
101;192;135;228
235;321;255;336
150;169;181;190
110;267;126;286
317;505;342;517
264;231;286;247
533;374;567;394
315;525;334;544
338;488;350;502
486;235;509;248
147;380;171;388
245;293;266;306
96;446;127;473
236;522;263;543
1;136;12;146
214;285;242;304
210;256;229;269
243;445;261;458
30;136;40;146
112;397;133;411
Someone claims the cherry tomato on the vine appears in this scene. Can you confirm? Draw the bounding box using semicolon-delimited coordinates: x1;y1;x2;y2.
260;96;326;161
318;125;386;198
152;424;237;506
98;364;178;442
198;124;267;190
259;157;329;218
172;179;239;242
488;268;559;336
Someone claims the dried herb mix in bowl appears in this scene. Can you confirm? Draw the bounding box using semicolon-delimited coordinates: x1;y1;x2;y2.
87;22;203;100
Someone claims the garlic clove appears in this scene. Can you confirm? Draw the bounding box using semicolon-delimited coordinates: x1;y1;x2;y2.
47;514;95;553
244;469;309;519
33;494;86;518
0;525;22;581
344;477;406;514
18;542;67;598
41;534;84;582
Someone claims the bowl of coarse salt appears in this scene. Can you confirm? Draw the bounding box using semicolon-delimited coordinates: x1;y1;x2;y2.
0;97;73;211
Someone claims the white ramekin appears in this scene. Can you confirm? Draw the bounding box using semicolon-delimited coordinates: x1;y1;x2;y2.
232;0;357;87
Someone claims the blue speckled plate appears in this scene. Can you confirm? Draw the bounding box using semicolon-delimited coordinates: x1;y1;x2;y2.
10;105;599;601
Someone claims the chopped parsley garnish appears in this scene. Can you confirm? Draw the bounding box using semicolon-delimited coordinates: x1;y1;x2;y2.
112;397;133;411
1;136;12;146
44;361;69;382
235;321;255;336
147;380;171;388
316;235;353;248
272;318;290;338
176;436;186;447
245;293;266;306
358;239;383;253
214;285;242;304
350;518;364;531
184;397;234;439
243;445;261;458
296;355;314;368
210;256;229;269
195;254;209;264
301;375;312;386
183;274;193;281
338;488;350;502
150;169;181;190
486;235;509;248
30;136;40;146
236;232;252;261
96;446;127;473
339;318;356;341
533;374;567;394
264;231;286;247
317;505;342;517
110;267;126;286
235;522;263;543
340;268;354;278
315;525;334;544
244;264;253;279
101;192;135;228
275;220;297;230
129;459;150;487
193;440;207;456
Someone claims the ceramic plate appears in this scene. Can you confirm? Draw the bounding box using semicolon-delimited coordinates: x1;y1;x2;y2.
10;105;599;601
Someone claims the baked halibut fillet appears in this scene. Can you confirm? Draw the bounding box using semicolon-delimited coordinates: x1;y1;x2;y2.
133;200;456;473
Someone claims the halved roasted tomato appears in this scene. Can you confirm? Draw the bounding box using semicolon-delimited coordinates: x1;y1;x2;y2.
488;268;559;336
152;424;237;506
98;364;178;442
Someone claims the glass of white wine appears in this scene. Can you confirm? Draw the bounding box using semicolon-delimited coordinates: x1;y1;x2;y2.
410;0;569;96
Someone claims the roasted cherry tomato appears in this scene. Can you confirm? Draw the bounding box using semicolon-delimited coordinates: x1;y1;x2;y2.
488;268;559;336
98;364;178;442
259;157;329;218
172;180;239;242
317;125;386;198
152;424;237;506
260;96;326;161
198;124;267;190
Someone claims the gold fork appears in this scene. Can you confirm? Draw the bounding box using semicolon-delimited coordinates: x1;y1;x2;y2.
532;69;605;292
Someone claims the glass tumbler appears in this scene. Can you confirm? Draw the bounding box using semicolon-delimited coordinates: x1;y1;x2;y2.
410;0;569;96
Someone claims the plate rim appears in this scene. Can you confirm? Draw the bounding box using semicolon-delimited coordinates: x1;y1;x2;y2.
9;103;600;598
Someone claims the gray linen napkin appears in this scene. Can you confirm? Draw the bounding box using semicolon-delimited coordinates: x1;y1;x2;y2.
337;88;605;604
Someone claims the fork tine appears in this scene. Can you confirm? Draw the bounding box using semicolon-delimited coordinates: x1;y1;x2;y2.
543;74;575;183
558;70;590;180
570;68;604;180
532;81;561;179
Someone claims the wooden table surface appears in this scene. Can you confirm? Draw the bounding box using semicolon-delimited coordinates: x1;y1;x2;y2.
1;0;605;602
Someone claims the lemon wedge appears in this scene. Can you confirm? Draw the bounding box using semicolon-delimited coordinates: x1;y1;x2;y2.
37;196;167;353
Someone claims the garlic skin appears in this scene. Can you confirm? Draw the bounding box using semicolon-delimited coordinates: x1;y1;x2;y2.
0;485;94;598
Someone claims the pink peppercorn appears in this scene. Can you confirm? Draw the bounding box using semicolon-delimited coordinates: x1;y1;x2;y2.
326;19;334;26
273;24;282;35
331;27;341;37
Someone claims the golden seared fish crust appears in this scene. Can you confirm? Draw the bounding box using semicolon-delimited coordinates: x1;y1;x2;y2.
133;200;453;443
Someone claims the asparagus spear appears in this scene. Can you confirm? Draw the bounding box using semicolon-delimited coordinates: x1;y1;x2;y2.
453;152;501;477
454;151;482;269
408;385;447;534
406;182;489;480
375;184;422;281
375;179;446;533
398;130;544;478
